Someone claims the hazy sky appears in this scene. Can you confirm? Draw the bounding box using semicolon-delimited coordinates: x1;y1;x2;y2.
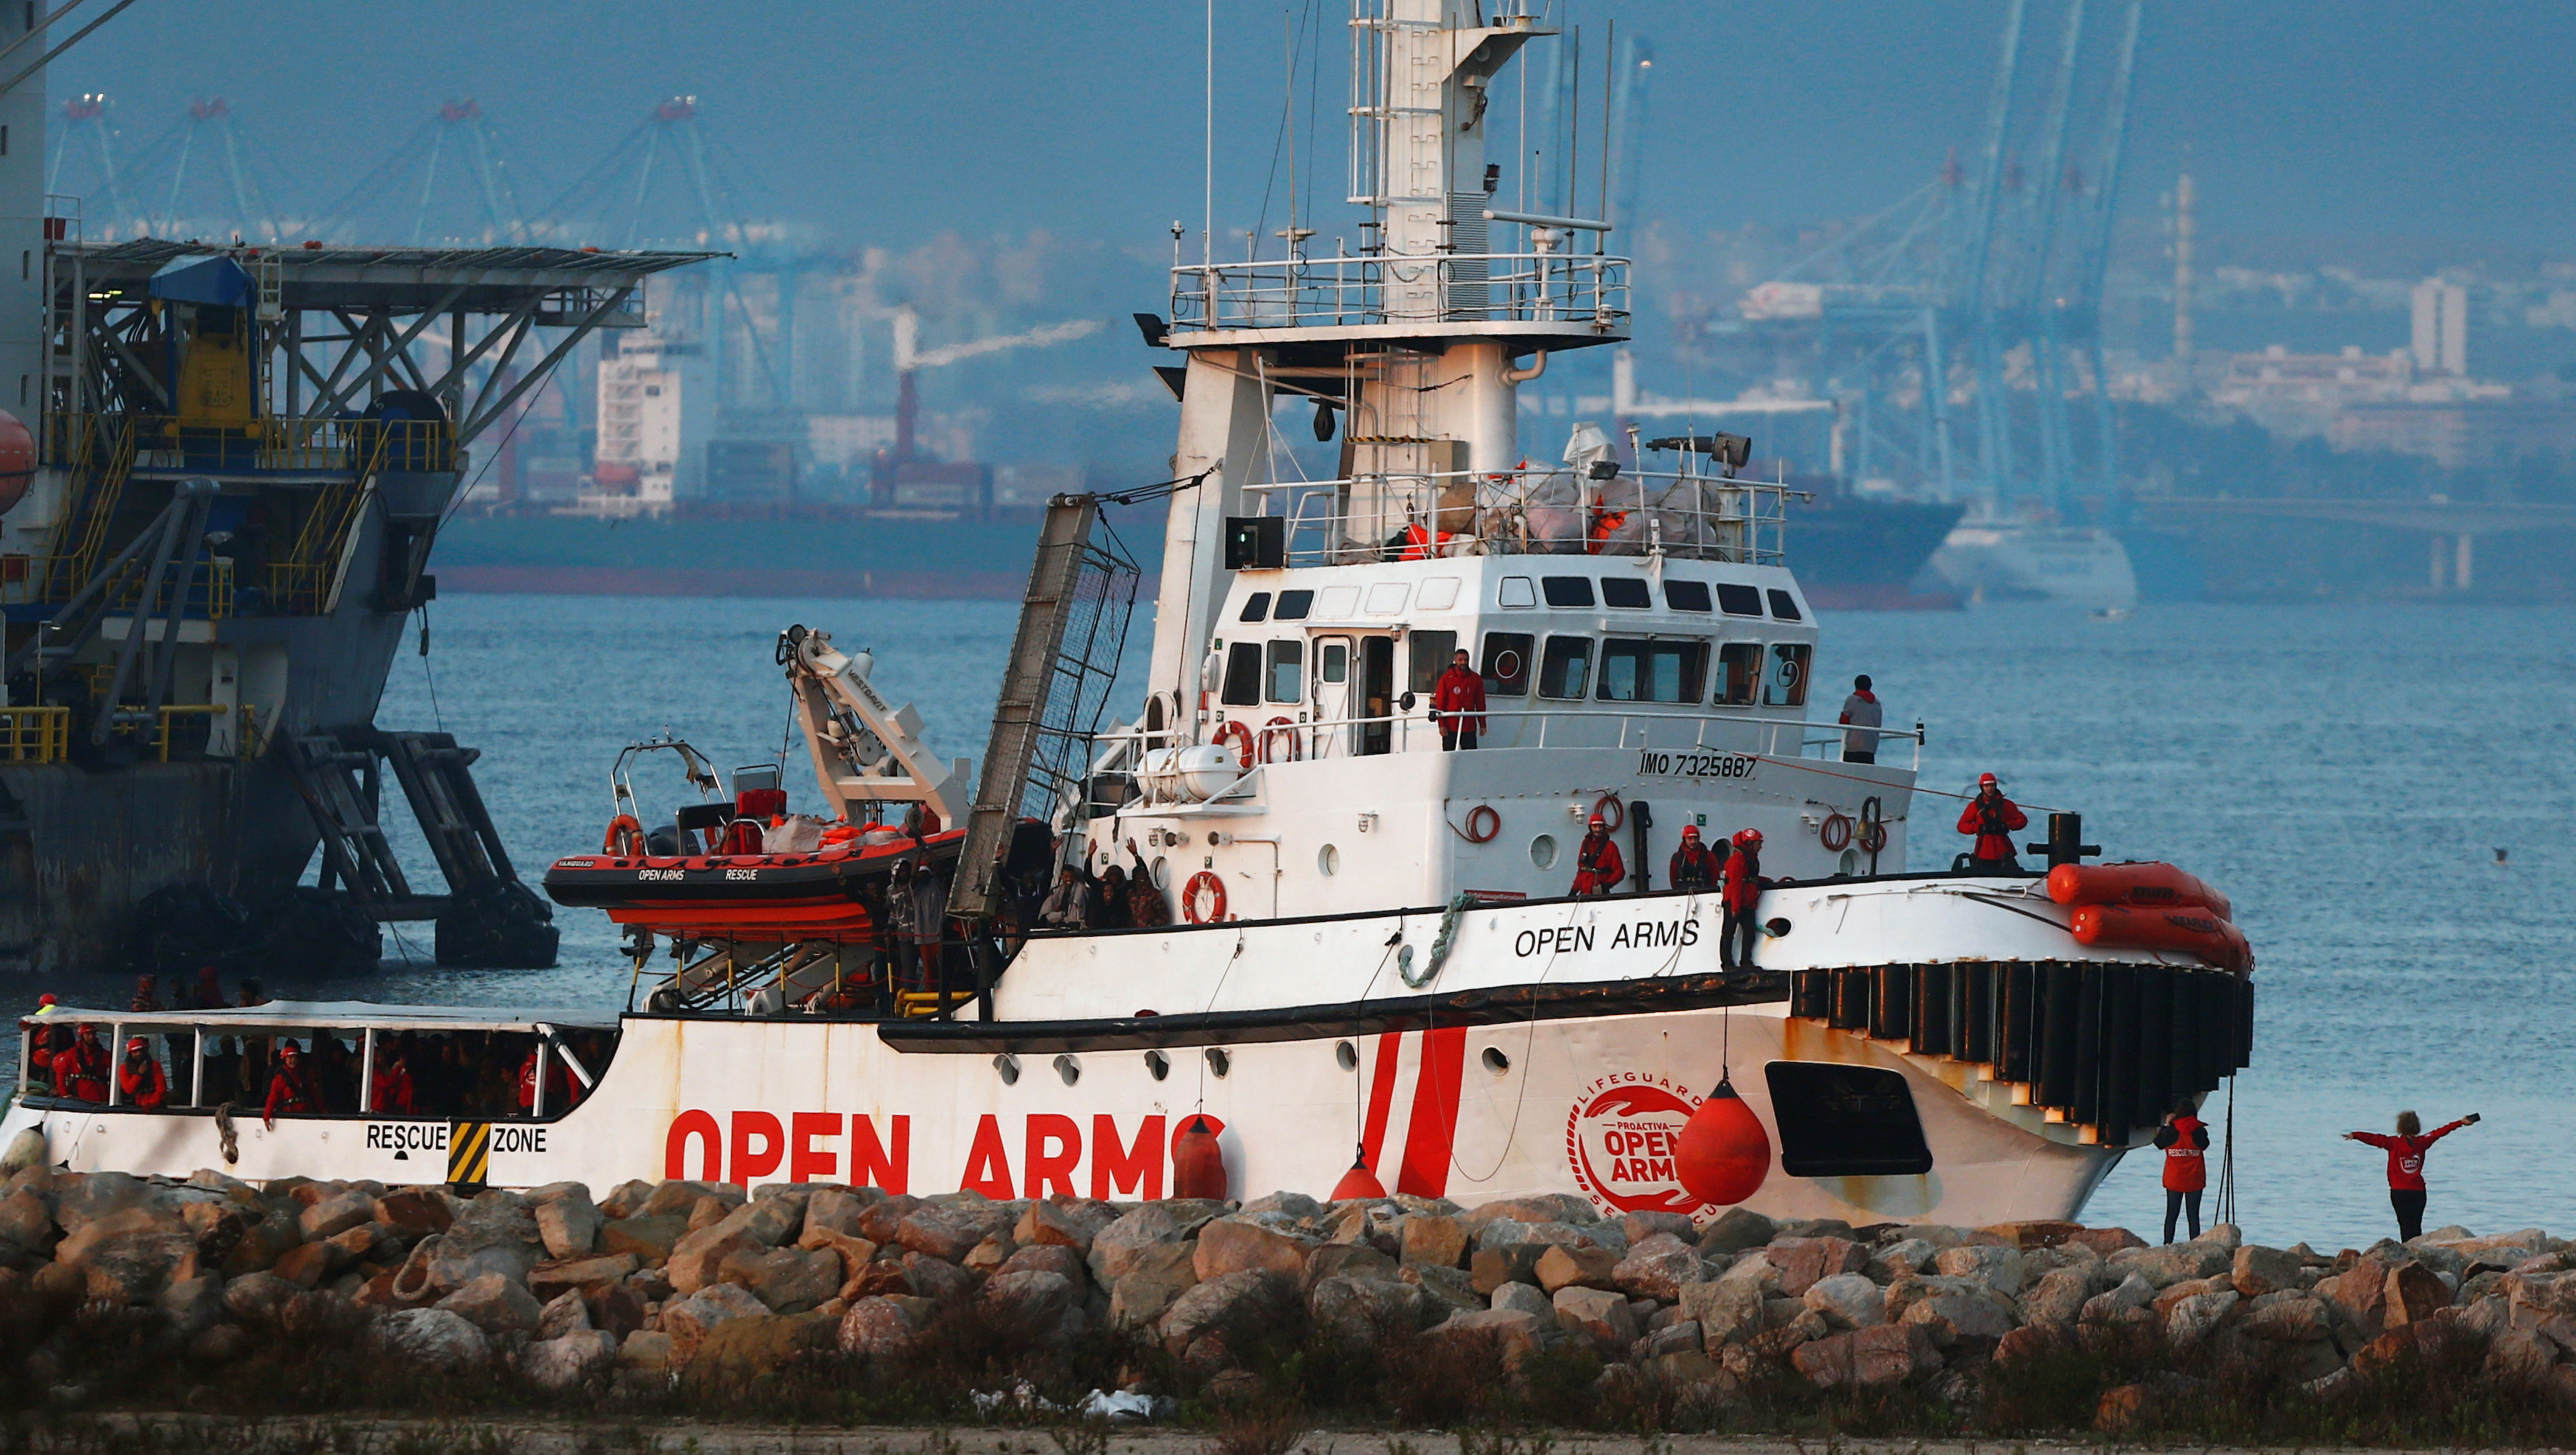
47;1;2576;263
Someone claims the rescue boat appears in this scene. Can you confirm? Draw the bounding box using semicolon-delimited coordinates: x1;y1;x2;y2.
4;3;2257;1225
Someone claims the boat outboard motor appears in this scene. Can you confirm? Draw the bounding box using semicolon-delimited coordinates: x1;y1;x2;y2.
645;823;683;856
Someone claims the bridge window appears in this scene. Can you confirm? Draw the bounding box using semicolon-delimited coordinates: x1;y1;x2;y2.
1664;579;1713;613
1598;639;1706;704
1763;643;1812;707
1764;1061;1933;1176
1498;576;1537;609
1715;643;1762;705
1265;640;1304;702
1316;585;1361;618
1239;592;1271;623
1221;643;1263;706
1319;641;1348;684
1541;576;1595;608
1407;630;1457;694
1716;583;1764;617
1767;589;1804;622
1537;635;1592;699
1274;590;1314;621
1481;632;1533;697
1601;578;1651;610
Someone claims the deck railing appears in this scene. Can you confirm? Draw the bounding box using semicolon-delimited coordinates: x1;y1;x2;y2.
1170;248;1630;333
1238;467;1796;566
0;706;69;763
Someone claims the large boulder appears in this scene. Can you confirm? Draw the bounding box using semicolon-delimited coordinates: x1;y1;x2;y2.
535;1287;592;1341
526;1253;640;1303
899;1252;975;1305
600;1215;686;1265
1423;1307;1550;1368
1934;1243;2031;1297
436;1271;544;1336
1792;1322;1941;1389
535;1190;604;1260
1773;1237;1868;1297
1108;1242;1201;1330
2242;1294;2331;1342
1015;1198;1114;1254
0;1188;57;1267
53;1171;165;1236
1400;1214;1469;1269
666;1225;757;1296
2163;1288;2238;1348
373;1190;453;1242
1680;1278;1767;1349
1700;1207;1776;1255
893;1201;1009;1263
721;1246;842;1314
982;1269;1080;1337
1195;1217;1318;1280
1554;1284;1639;1353
56;1206;198;1304
520;1329;615;1391
376;1307;492;1371
1310;1274;1429;1351
2110;1240;2232;1289
297;1192;376;1242
1534;1243;1620;1294
1491;1281;1554;1319
1804;1272;1888;1330
1904;1293;2016;1348
661;1282;769;1365
1159;1269;1296;1358
1612;1232;1705;1301
1459;1194;1599;1230
837;1295;927;1359
222;1270;304;1325
688;1311;831;1384
1087;1201;1224;1284
2385;1262;2451;1326
2232;1244;2303;1298
2020;1267;2095;1329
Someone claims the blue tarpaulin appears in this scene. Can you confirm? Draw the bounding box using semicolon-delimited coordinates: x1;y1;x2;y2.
147;254;255;307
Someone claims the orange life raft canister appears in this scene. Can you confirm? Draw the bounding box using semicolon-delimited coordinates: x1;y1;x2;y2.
2070;903;2252;971
2047;861;2233;924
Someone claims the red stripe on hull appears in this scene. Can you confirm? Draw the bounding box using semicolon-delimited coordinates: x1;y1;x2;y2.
1397;1027;1467;1197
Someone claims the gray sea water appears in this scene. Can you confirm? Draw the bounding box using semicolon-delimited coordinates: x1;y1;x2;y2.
20;589;2576;1252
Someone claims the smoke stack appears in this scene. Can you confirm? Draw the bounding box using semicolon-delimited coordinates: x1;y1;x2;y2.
2172;172;2195;361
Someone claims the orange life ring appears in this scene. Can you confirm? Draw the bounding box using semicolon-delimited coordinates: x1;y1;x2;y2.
1259;716;1302;764
1591;792;1624;832
1463;804;1501;842
604;814;645;857
1820;813;1853;851
1181;870;1227;924
1211;719;1256;770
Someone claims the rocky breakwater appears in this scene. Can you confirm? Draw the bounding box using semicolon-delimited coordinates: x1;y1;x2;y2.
2;1159;2574;1427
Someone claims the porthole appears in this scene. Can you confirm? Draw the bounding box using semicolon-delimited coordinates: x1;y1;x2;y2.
1145;1049;1170;1081
1482;1046;1511;1074
1151;856;1170;888
1336;1040;1358;1072
1529;834;1558;870
1318;844;1341;876
1054;1053;1081;1086
993;1053;1020;1085
1206;1047;1232;1078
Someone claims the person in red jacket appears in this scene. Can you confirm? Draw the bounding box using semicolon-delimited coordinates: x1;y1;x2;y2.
1720;828;1767;971
516;1044;579;1117
117;1038;169;1110
1955;772;2028;871
262;1041;323;1130
2346;1109;2479;1241
371;1038;417;1116
2152;1100;2210;1242
1668;824;1720;892
24;993;60;1088
55;1022;108;1101
1571;814;1624;896
1431;649;1487;751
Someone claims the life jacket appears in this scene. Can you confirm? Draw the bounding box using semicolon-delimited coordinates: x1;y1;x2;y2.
1399;523;1453;561
1722;844;1764;913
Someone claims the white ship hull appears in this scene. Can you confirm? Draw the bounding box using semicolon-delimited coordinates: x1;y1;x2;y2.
9;877;2244;1226
1932;522;2139;609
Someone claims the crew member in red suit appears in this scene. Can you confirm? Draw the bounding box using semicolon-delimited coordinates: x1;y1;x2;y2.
2345;1109;2478;1241
55;1022;108;1101
117;1038;169;1109
371;1038;417;1115
517;1044;579;1117
1721;828;1767;970
262;1041;322;1129
2152;1099;2210;1242
1956;772;2028;871
1431;649;1487;751
24;993;60;1087
1571;813;1624;896
1668;823;1720;892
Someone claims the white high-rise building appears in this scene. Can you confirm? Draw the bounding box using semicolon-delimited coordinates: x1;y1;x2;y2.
2410;279;2468;377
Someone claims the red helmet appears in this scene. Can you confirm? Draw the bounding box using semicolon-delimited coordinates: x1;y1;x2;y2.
1680;824;1700;840
125;1037;148;1055
35;992;55;1007
1978;772;1999;788
1588;814;1606;828
1738;828;1764;845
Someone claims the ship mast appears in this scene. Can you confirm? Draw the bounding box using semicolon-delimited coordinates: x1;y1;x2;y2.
1143;0;1628;727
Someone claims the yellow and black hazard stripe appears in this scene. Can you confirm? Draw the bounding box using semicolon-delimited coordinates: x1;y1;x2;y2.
447;1121;491;1188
